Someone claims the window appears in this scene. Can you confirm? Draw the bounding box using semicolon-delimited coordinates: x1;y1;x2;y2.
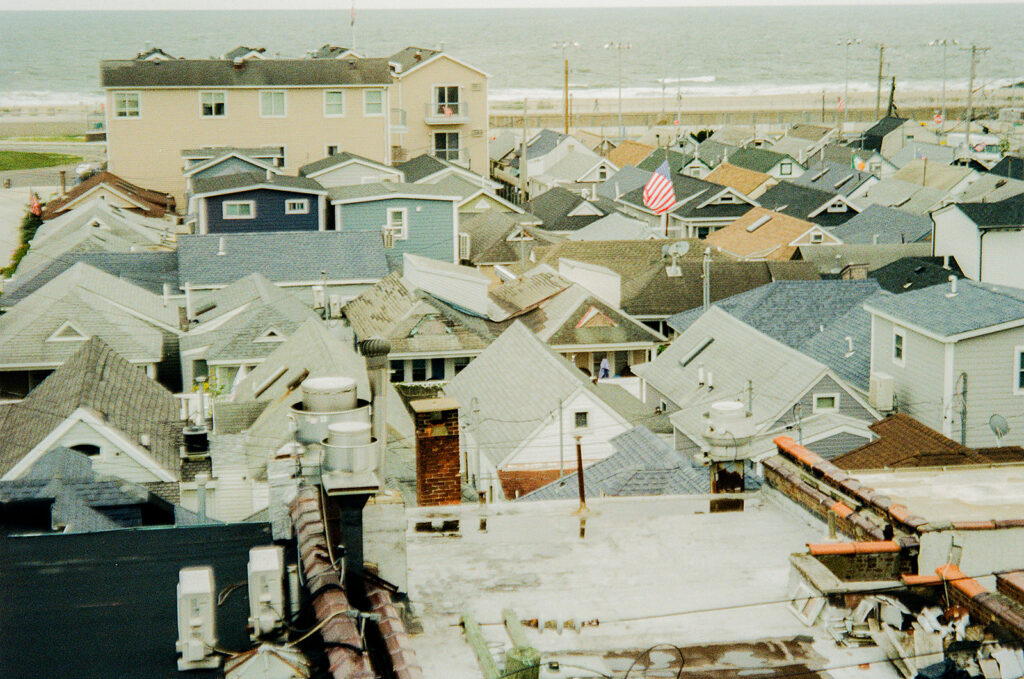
434;132;460;162
285;199;309;214
810;232;824;243
326;145;339;156
200;91;226;117
780;162;793;176
453;357;470;374
433;85;460;115
826;200;849;213
574;411;589;429
259;90;286;117
70;444;101;457
430;358;445;380
1016;348;1024;393
411;359;427;382
364;89;384;116
598;166;608;180
893;328;905;366
324;91;345;117
223;200;254;219
389;360;404;383
813;394;839;412
114;91;140;118
459;233;471;260
385;208;407;240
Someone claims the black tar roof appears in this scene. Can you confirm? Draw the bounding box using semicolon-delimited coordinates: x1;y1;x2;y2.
100;57;392;88
0;522;275;679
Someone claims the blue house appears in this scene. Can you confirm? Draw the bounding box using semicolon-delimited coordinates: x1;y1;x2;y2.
192;172;328;234
328;183;461;262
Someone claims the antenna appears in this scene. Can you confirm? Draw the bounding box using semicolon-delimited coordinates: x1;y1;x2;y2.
989;414;1011;444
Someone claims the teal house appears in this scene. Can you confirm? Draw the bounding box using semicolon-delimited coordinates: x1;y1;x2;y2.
328;183;461;263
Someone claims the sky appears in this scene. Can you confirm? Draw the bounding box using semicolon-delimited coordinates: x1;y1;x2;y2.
3;0;1021;9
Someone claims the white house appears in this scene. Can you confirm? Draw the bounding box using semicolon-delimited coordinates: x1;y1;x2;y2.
932;194;1024;288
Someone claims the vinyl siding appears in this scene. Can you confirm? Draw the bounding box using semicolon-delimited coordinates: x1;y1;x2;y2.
192;156;268;180
932;207;980;280
951;327;1024;447
770;375;875;429
203;188;320;234
339;197;456;262
311;163;401;189
871;315;947;434
805;431;872;460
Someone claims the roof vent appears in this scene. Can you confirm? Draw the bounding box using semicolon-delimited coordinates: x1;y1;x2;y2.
745;214;771;232
844;336;854;358
217;236;226;256
947;274;958;297
233;57;244;69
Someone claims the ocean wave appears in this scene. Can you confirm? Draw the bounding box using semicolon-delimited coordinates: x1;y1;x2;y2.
0;90;104;109
659;76;716;84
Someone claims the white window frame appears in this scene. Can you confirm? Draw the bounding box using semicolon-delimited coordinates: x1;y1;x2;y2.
363;89;384;117
434;131;460;162
826;200;849;213
385;207;408;240
574;411;589;429
598;166;608;181
893;327;906;367
259;90;286;118
200;90;227;118
113;91;140;118
1014;346;1024;395
810;232;824;243
223;200;255;219
284;198;309;215
812;393;840;413
324;90;345;117
779;161;793;176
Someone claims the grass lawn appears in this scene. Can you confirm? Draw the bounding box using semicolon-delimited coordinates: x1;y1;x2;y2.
0;150;83;171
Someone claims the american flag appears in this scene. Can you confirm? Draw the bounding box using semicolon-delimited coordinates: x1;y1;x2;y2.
643;160;676;215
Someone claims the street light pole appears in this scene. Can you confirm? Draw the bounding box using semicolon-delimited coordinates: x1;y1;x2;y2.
838;38;861;138
930;38;957;136
553;41;580;135
604;41;631;139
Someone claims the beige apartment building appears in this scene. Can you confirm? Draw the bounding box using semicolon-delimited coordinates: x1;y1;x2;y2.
101;46;489;207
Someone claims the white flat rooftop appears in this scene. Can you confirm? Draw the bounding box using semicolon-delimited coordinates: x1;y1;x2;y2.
854;465;1024;522
404;494;900;679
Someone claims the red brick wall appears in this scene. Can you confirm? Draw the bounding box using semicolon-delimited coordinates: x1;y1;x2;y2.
415;407;461;506
497;469;563;499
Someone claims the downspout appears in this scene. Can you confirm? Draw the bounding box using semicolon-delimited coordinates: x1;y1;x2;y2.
978;229;988;281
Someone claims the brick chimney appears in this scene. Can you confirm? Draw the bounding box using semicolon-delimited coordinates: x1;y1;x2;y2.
411;398;461;506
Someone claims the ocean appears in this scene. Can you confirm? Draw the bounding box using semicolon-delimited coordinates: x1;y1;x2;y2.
1;4;1023;108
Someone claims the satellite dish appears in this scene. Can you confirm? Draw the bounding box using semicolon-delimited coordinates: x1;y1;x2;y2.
989;414;1011;443
666;241;691;258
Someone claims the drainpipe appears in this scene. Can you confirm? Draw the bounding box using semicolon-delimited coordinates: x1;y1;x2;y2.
195;472;209;523
978;229;989;281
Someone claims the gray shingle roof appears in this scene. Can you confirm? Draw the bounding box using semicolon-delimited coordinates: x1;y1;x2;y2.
825;204;932;244
525;186;607;231
459;212;554;265
182;146;284;160
793;161;875;197
956;193;1024;229
394;154;449;182
100;57;392;88
520;426;706;500
757;181;854;225
868;256;965;294
1;251;178;307
596;165;652;200
796;243;933;276
388;46;442;74
864;277;1024;339
725;147;797;174
191;172;325;196
0;338;182;478
860;116;908;150
444;322;661;466
990;155;1024;181
177;231;388;287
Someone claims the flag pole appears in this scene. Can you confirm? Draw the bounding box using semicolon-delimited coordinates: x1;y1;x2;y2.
662;211;668;238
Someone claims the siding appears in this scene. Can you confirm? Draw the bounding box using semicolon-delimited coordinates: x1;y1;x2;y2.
339;197;455;262
871;315;947;434
932;208;980;280
952;327;1024;448
192;156;267;179
312;163;401;189
204;188;320;234
770;375;875;429
805;431;872;460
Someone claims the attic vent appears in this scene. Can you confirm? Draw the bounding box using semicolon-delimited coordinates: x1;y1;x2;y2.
575;306;617;329
680;337;714;367
746;215;772;232
472;83;482;92
810;168;828;182
47;321;88;342
255;327;286;342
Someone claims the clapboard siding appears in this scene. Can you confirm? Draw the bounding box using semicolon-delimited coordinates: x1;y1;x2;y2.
339;197;456;262
952;327;1024;448
204;188;320;234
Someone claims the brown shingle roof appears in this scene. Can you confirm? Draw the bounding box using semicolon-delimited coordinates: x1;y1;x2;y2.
704;163;775;197
607;140;656;168
42;171;175;219
833;413;1024;470
704;207;818;261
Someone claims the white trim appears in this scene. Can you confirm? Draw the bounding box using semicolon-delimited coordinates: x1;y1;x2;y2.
330;193;460;205
323;90;345;117
58;182;153;214
304;156;403;181
223;200;255;219
385;207;408;240
194;183;328;200
254;327;286;343
363;88;385;117
811;392;840;413
46;320;89;342
284;198;309;214
391;52;490;79
199;90;227;118
1;407;176;483
183;152;281;178
258;89;287;118
892;326;906;367
861;305;1024;344
112;90;141;119
696;186;758;210
808;195;860;219
104;83;390;91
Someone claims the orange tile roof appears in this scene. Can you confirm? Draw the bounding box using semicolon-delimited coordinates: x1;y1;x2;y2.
902;573;943;586
706;208;818;261
936;563;988;599
607;140;657;169
807;541;900;555
705;162;774;196
774;435;825;467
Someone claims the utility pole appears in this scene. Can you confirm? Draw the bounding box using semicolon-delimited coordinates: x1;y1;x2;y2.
838;38;860;139
554;41;579;135
964;45;991;158
558;399;564;477
520;97;529;205
604;41;631;139
930;39;957;136
702;247;711;310
875;44;886;121
574;436;586;511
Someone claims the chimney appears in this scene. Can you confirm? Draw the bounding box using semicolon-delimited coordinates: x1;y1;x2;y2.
411;398;462;506
59;170;66;197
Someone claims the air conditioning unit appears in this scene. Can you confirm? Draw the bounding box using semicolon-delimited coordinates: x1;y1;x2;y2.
869;372;895;411
176;566;220;670
247;546;285;639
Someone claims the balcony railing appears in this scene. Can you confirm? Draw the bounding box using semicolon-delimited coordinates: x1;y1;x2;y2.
390;107;408;134
424;101;470;125
430;147;467;166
